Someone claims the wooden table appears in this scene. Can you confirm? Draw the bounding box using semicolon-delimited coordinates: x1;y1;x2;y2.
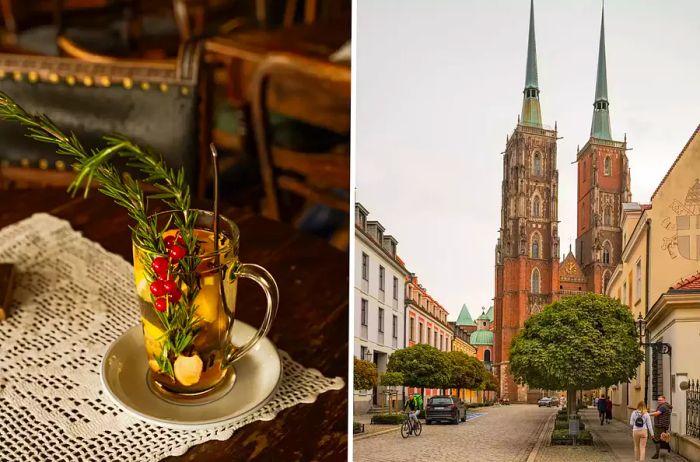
0;188;349;462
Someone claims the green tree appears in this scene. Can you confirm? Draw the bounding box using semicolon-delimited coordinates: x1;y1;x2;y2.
445;351;483;394
354;358;378;391
509;293;643;419
379;371;404;387
387;344;452;402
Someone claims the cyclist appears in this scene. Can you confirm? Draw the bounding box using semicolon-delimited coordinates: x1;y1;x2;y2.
403;394;419;433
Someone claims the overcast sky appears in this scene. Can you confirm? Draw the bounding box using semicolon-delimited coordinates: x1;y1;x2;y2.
355;0;700;322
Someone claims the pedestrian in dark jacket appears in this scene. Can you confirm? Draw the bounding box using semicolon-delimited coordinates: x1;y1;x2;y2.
650;395;673;459
597;396;607;425
606;397;613;423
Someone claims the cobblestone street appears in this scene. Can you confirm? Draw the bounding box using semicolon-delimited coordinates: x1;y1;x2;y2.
353;405;554;462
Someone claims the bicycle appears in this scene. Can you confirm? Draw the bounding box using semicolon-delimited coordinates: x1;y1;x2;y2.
400;412;422;438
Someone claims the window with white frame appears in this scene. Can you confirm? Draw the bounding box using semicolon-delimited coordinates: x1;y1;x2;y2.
392;315;398;339
419;322;424;343
361;299;368;326
409;317;415;341
427;327;432;345
378;308;384;333
379;265;385;292
393;276;398;300
362;253;369;281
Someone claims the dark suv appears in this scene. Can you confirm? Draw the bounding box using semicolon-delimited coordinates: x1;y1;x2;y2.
425;396;466;425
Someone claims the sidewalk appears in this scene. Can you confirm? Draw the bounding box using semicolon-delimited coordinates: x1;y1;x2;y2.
353;413;399;440
581;408;688;462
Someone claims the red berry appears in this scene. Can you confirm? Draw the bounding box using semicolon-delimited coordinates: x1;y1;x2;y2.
150;280;166;297
169;245;186;262
164;235;176;249
163;278;178;295
154;298;167;312
168;290;181;303
176;234;185;246
151;257;169;275
156;272;169;281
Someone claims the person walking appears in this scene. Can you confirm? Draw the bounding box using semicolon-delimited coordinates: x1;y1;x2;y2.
650;395;673;459
630;400;654;461
606;396;613;423
597;395;607;425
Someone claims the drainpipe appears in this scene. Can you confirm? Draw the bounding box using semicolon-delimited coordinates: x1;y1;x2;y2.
402;290;408;406
644;219;650;405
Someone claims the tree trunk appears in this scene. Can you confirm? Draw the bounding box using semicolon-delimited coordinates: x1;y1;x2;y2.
567;388;576;416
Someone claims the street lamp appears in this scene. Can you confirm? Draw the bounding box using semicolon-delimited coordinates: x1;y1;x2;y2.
635;313;672;405
635;313;671;355
363;349;373;362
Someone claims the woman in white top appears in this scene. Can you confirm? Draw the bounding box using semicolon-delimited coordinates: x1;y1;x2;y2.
630;400;654;461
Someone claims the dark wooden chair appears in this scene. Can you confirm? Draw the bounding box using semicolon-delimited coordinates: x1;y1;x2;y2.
250;53;349;248
0;40;211;197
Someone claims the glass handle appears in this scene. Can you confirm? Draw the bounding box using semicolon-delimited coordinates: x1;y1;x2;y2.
223;263;279;365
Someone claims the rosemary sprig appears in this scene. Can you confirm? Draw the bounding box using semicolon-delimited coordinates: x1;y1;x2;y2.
0;92;204;380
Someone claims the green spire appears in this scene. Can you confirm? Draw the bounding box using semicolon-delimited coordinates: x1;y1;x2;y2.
591;4;612;140
456;304;475;326
521;0;542;127
486;305;494;322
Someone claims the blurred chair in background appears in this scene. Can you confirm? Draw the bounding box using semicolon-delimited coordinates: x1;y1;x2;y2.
250;53;350;249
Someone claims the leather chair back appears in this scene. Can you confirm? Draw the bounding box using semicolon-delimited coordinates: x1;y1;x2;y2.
0;41;208;193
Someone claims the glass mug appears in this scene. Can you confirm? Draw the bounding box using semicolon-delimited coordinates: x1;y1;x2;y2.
132;210;278;400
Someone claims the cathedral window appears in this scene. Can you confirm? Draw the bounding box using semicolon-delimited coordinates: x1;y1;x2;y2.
604;156;612;176
603;270;611;293
533;153;542;176
532;239;539;259
531;268;540;294
603;206;612;226
602;242;612;265
532;196;540;217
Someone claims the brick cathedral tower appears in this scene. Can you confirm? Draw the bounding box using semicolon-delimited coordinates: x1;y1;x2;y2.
575;6;631;294
493;0;561;403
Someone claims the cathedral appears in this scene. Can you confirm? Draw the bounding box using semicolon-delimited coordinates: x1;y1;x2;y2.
493;1;631;403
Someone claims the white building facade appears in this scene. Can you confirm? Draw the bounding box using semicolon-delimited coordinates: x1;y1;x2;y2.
354;203;410;414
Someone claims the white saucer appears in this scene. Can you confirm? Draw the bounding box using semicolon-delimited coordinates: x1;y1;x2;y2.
100;322;282;430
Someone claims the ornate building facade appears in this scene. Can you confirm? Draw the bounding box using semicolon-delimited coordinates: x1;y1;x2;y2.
575;7;631;295
493;0;561;403
493;2;625;402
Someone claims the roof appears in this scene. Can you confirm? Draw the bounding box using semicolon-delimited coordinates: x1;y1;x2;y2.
524;0;538;90
470;330;494;346
486;305;494;322
521;0;542;127
651;124;700;201
670;272;700;291
591;5;611;140
477;308;490;321
456;304;475;326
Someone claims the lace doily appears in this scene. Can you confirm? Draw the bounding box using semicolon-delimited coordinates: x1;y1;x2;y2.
0;214;345;462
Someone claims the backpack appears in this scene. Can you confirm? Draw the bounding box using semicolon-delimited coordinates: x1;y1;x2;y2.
634;411;644;428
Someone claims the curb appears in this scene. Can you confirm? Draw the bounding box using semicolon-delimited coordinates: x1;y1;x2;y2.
353;426;400;441
526;412;556;462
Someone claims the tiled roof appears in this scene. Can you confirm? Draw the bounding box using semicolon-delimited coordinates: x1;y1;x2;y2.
671;272;700;291
651;124;700;201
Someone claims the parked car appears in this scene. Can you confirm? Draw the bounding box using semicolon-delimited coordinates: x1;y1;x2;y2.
538;397;553;407
425;396;466;425
549;397;560;406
